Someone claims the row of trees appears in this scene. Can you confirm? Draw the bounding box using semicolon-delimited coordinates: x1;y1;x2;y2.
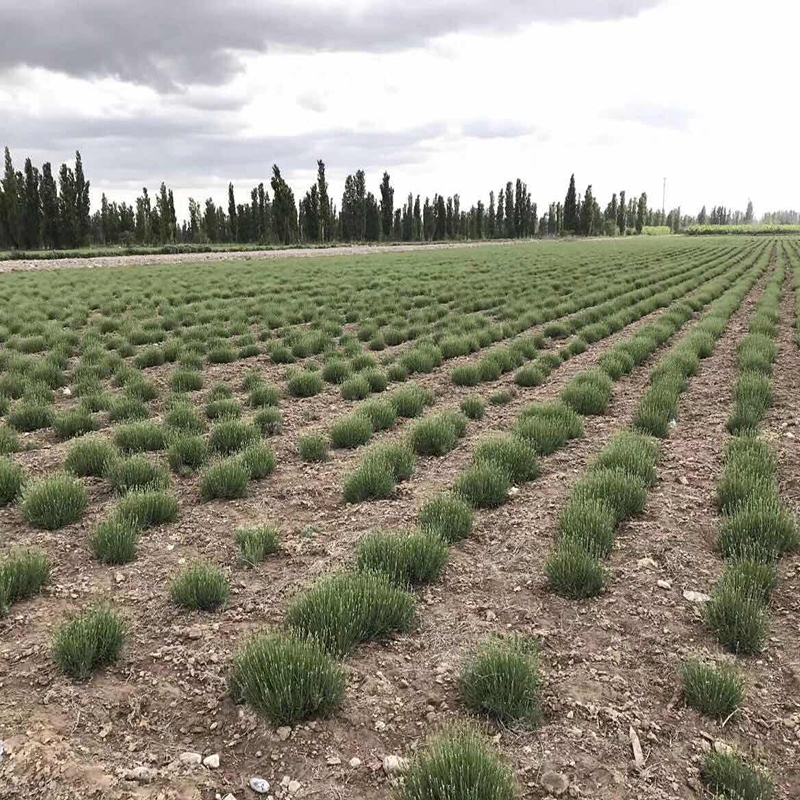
0;146;790;251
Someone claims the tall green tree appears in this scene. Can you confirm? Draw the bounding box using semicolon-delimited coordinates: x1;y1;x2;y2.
617;190;626;235
580;185;595;236
496;187;504;237
1;147;22;249
636;192;648;234
487;191;496;238
227;183;237;241
22;158;41;249
379;171;394;239
504;181;514;237
40;162;59;249
316;160;330;242
563;173;578;233
74;151;90;246
270;165;298;244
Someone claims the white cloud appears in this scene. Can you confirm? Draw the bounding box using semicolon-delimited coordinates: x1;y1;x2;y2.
1;0;796;220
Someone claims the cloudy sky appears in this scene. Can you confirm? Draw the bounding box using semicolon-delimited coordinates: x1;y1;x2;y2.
1;0;796;221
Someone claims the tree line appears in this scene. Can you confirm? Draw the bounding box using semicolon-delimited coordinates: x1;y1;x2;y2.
0;146;789;251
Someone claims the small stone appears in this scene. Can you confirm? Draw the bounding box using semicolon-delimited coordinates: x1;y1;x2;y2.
683;590;711;603
714;740;733;756
124;766;157;783
374;720;387;732
277;725;292;741
637;557;658;569
223;795;238;800
541;770;570;795
179;752;202;766
485;610;497;621
288;779;301;793
327;756;341;765
349;757;362;768
657;579;672;590
203;753;220;769
187;627;202;640
248;777;270;794
679;476;689;486
63;387;72;397
114;572;124;584
383;755;409;776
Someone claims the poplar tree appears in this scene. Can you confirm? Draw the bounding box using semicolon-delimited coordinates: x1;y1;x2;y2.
496;188;504;237
636;192;647;234
227;183;237;241
22;158;41;249
379;171;393;239
617;190;627;234
270;165;298;244
563;173;578;233
316;161;330;242
487;191;496;238
504;181;514;237
40;162;60;249
74;151;91;246
1;147;21;249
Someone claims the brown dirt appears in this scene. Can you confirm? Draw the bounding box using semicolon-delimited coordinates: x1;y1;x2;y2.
2;253;798;800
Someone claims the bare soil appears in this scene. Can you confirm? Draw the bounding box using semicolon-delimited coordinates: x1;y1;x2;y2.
2;260;798;800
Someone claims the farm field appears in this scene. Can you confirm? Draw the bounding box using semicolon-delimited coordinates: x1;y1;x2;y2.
0;236;799;800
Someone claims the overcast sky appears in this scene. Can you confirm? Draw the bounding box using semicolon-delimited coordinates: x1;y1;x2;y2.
1;0;796;220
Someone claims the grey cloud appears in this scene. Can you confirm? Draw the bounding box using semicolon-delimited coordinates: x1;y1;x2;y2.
297;92;327;113
607;102;694;132
462;119;537;139
1;0;665;90
6;111;448;192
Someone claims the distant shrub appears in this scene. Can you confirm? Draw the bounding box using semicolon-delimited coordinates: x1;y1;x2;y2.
515;364;546;387
8;401;54;432
200;457;250;501
545;541;606;598
241;443;277;479
235;525;279;566
52;604;127;681
299;434;329;462
288;371;324;398
21;474;88;530
209;419;260;455
169;368;204;393
249;384;281;408
107;455;169;494
718;498;798;561
230;632;345;725
168;434;209;474
340;374;372;401
206;398;242;420
90;518;139;564
561;370;613;416
64;438;117;477
170;562;230;611
419;493;474;542
0;458;25;506
115;489;178;529
359;399;397;431
572;467;647;524
558;497;617;558
680;659;745;720
389;385;433;418
400;725;519;800
0;547;50;614
473;435;540;484
330;414;374;448
114;422;166;453
703;750;773;800
355;529;448;586
593;432;660;486
108;396;149;422
409;415;459;456
287;570;416;657
454;462;511;509
459;636;542;724
452;364;480;387
254;407;283;436
322;359;352;384
53;409;97;441
460;396;486;420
